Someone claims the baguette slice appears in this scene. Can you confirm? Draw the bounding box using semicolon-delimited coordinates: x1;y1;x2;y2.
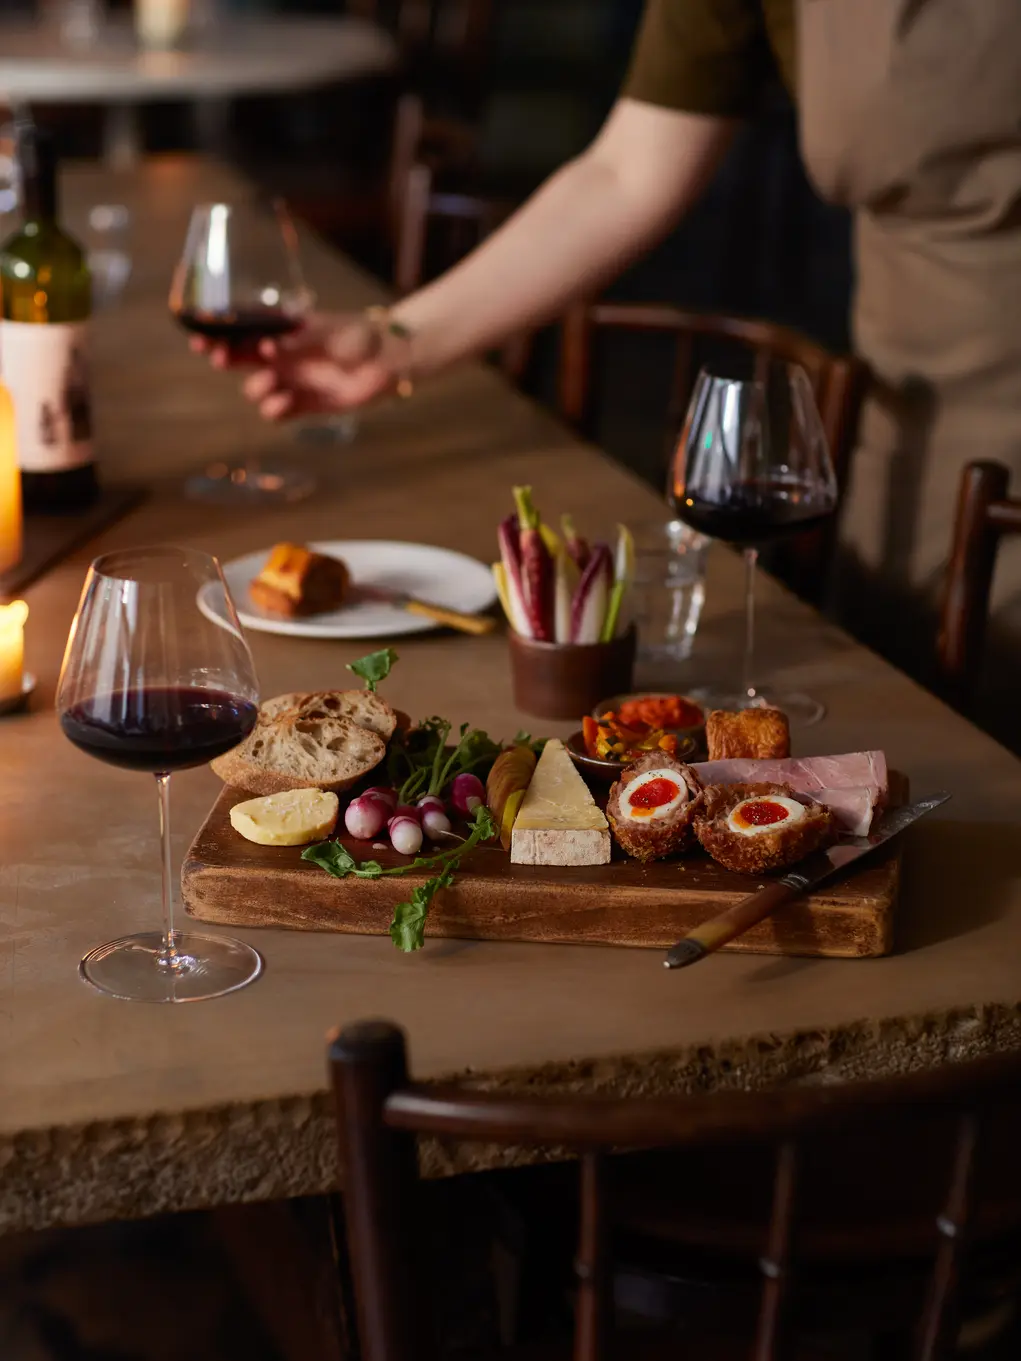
256;690;397;739
211;714;386;795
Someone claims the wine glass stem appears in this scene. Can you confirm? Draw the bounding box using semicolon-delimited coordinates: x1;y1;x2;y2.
742;546;758;703
155;772;183;972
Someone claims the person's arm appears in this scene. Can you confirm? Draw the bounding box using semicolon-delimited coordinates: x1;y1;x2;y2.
389;99;734;375
234;99;734;419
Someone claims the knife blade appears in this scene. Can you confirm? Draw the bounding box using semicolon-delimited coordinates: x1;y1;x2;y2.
664;792;952;970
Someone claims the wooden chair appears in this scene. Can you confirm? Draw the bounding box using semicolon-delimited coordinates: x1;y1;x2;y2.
938;460;1021;704
331;1019;1021;1361
557;302;866;603
347;0;494;107
394;157;533;380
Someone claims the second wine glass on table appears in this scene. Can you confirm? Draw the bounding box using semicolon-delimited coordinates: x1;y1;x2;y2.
669;361;838;726
57;546;263;1003
170;199;317;504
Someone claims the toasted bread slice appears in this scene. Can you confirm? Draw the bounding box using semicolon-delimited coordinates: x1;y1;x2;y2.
211;714;386;795
255;689;396;739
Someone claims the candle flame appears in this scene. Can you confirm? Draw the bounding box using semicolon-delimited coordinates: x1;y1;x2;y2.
0;600;28;628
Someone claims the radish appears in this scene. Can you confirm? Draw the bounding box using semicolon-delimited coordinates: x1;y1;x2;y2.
451;773;485;817
388;815;423;856
364;786;398;810
393;803;422;823
345;795;388;840
421;806;452;840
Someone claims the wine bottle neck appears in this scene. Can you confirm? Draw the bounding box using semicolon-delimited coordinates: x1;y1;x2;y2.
19;129;59;223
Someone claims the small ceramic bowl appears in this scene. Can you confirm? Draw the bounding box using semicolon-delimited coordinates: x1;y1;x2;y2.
566;729;699;785
592;690;707;752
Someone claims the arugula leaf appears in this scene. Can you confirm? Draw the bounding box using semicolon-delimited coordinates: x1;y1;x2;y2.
301;842;384;879
389;880;439;951
304;806;497;953
388;806;495;952
346;647;398;693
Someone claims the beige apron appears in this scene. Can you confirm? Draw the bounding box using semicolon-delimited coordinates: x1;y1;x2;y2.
796;0;1021;655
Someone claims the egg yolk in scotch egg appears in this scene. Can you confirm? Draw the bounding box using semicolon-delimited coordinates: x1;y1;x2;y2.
622;770;689;819
726;795;807;837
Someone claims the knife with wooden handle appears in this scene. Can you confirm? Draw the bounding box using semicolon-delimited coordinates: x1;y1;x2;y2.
664;792;951;970
356;585;496;635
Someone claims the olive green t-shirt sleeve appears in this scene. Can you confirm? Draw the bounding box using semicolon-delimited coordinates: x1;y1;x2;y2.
623;0;776;118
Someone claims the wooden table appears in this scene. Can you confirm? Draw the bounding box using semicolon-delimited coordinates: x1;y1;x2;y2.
2;156;1021;1238
0;15;397;166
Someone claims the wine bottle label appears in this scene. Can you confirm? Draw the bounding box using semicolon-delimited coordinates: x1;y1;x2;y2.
0;320;93;472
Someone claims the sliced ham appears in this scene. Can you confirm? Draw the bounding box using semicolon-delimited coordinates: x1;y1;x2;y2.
691;752;888;836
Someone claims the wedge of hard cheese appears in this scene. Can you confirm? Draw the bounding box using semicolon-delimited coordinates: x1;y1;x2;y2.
230;788;339;846
510;739;611;866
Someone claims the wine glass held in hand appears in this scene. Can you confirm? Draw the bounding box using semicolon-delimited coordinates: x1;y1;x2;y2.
669;361;838;726
170;199;317;505
58;547;263;1003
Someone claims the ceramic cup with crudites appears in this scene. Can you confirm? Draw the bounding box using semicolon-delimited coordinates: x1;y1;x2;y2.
508;625;637;721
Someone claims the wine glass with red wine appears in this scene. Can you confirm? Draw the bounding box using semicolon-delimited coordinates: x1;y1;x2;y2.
58;547;263;1002
669;361;838;726
170;199;317;504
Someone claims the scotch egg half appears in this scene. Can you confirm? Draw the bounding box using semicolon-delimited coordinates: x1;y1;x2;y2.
620;768;692;820
726;795;807;837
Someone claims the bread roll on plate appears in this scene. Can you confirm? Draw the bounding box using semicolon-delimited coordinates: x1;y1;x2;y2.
249;543;350;618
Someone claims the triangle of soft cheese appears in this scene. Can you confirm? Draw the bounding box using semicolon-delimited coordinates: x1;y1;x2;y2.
510;738;611;866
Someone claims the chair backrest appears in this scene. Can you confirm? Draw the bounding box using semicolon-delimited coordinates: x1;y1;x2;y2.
938;460;1021;703
348;0;493;104
557;302;866;601
331;1019;1021;1361
393;158;531;379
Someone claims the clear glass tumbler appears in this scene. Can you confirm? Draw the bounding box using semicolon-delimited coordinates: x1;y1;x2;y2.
632;520;709;666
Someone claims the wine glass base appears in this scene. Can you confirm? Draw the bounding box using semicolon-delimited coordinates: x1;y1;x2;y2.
185;460;316;505
297;414;359;446
80;931;263;1003
705;690;827;727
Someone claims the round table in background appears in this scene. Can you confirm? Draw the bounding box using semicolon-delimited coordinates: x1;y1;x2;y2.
0;15;398;166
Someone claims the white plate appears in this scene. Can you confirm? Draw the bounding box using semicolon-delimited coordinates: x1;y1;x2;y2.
202;540;497;640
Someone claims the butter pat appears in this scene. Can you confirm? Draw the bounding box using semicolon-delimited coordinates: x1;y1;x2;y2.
230;788;339;846
511;739;610;866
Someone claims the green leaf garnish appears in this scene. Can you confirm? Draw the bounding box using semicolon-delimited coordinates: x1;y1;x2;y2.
303;805;498;953
346;647;398;693
301;842;384;879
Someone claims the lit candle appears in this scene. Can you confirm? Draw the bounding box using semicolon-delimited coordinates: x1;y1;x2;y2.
0;377;22;574
135;0;191;50
0;600;27;704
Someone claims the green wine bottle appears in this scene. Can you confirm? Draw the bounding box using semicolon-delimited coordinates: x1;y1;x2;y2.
0;124;96;512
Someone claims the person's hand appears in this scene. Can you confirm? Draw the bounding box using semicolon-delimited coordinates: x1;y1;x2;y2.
189;313;398;420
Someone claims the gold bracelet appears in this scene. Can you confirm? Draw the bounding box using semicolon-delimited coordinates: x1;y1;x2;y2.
365;305;414;399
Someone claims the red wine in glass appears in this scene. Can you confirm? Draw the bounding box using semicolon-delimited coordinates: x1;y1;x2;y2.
173;305;304;347
675;478;836;545
169;199;317;504
57;546;263;1004
61;686;258;774
669;364;838;725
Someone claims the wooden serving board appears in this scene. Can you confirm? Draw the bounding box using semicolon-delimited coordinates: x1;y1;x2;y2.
182;778;905;958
